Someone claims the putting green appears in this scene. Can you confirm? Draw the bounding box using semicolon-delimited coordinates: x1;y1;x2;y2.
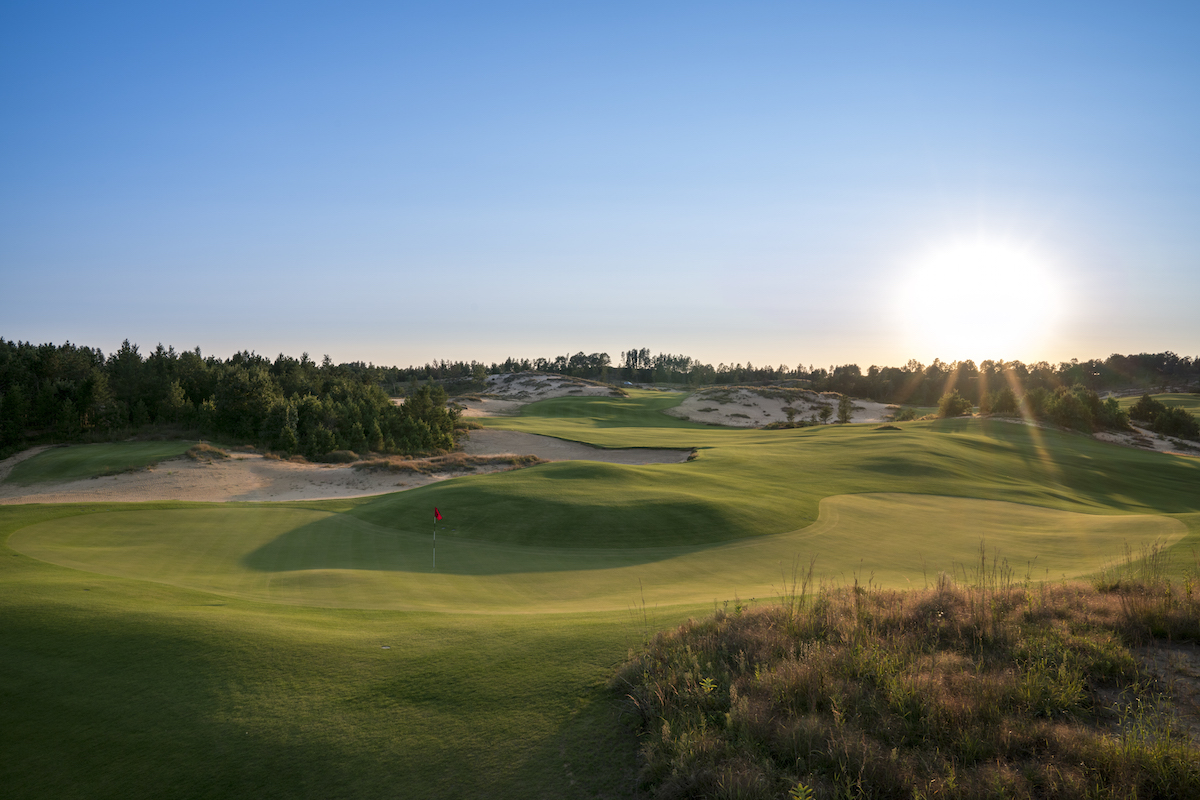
10;495;1184;612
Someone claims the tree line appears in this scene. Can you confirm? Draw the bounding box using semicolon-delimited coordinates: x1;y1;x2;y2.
934;384;1132;434
344;348;1199;404
0;339;458;459
3;338;1197;456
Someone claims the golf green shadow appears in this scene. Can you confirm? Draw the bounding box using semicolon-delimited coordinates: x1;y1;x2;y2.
239;511;724;576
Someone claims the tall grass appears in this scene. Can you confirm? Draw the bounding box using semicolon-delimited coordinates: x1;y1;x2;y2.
613;552;1200;799
353;452;543;474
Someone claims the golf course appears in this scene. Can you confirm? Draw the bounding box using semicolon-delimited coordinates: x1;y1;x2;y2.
3;389;1199;798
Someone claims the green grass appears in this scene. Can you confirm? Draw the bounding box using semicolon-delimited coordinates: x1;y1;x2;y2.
482;388;713;431
5;441;196;484
3;391;1199;798
11;495;1186;614
0;505;652;799
1118;392;1200;418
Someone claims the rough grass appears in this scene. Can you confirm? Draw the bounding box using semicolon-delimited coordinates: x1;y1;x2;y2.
614;553;1200;799
354;452;543;475
186;442;229;461
5;441;196;484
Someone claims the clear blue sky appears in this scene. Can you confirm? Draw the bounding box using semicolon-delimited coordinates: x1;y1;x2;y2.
3;1;1197;369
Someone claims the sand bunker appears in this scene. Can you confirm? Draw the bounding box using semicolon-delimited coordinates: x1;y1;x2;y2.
445;372;894;429
449;373;623;417
0;450;428;504
666;386;892;427
0;430;690;505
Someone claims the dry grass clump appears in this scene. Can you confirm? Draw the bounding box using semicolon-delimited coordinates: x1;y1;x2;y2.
186;443;229;461
317;449;360;464
353;452;543;475
613;551;1200;799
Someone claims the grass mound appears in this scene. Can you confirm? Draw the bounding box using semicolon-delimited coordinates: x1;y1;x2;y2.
10;495;1183;612
6;441;195;484
353;452;543;475
186;442;229;461
614;563;1200;799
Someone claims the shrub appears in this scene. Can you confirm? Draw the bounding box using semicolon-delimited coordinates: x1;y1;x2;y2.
317;449;359;463
1152;405;1200;440
982;387;1019;415
1163;406;1199;438
1046;386;1093;431
937;390;972;418
836;395;853;424
1129;393;1163;423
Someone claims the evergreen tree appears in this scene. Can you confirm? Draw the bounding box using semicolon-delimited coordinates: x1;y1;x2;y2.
837;395;853;424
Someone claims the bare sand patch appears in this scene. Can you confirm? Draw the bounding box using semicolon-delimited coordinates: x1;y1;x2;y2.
665;386;892;427
1094;425;1200;458
449;373;623;417
0;451;446;504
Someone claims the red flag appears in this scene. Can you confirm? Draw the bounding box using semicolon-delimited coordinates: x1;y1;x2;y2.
434;507;443;522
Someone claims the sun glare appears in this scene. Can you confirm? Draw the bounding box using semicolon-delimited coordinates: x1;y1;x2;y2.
897;238;1061;362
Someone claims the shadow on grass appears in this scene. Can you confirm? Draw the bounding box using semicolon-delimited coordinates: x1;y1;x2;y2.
0;603;369;800
931;419;1200;513
238;509;723;576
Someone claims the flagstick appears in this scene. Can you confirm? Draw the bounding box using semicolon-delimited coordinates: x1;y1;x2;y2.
432;522;436;573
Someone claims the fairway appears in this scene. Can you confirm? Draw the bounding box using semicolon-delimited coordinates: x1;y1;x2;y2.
9;494;1186;612
4;392;1200;799
5;441;195;484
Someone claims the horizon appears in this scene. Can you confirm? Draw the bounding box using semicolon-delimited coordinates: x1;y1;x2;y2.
3;3;1198;367
4;333;1196;377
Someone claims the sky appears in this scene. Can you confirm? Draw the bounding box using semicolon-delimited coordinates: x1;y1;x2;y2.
2;1;1198;370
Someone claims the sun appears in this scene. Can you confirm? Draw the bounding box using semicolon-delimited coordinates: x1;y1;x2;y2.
896;237;1061;363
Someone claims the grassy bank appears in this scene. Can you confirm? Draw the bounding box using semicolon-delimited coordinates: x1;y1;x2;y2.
4;441;197;484
616;557;1200;799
